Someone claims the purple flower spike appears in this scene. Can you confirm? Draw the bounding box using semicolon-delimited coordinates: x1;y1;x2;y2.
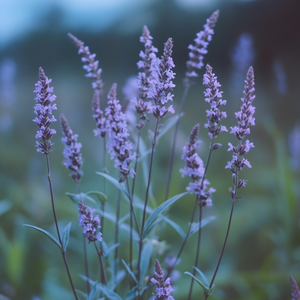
151;259;174;300
289;275;300;300
60;114;83;183
226;67;255;196
92;89;106;138
68;33;103;91
203;64;228;141
33;67;57;155
136;26;158;129
78;199;102;243
149;38;176;119
185;10;219;85
181;124;215;207
105;83;135;181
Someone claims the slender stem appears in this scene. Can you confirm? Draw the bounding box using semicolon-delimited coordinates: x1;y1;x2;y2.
137;119;160;283
45;154;79;300
131;129;142;196
77;183;90;294
165;87;190;201
204;200;235;300
187;203;203;300
114;191;121;287
165;199;198;279
102;138;107;193
94;242;107;285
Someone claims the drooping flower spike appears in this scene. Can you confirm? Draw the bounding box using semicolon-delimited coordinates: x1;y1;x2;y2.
60;114;83;183
33;67;57;155
151;259;174;300
185;10;219;85
68;33;104;91
226;66;255;196
78;200;102;243
180;124;215;207
105;83;135;181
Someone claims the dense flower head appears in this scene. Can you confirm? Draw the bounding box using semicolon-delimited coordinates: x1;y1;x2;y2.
33;67;57;154
185;10;219;84
203;64;228;140
226;67;255;195
105;83;135;180
60;114;83;183
78;199;102;243
68;33;103;91
181;124;215;207
92;89;106;138
148;38;175;119
135;26;158;129
289;275;300;300
151;259;174;300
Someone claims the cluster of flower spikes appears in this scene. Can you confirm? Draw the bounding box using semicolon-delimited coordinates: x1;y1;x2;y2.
33;67;57;155
225;66;255;198
180;124;215;207
148;37;175;119
105;83;135;181
185;10;219;85
203;64;228;143
68;33;106;139
60;114;83;183
151;259;174;300
78;199;102;243
135;25;158;129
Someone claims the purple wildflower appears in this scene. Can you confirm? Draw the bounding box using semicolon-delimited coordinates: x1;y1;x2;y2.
180;124;215;207
105;83;135;181
203;64;227;142
92;89;106;138
136;26;158;129
151;259;174;300
33;67;57;155
185;10;219;85
226;67;255;196
60;114;83;183
165;253;180;284
78;199;102;243
68;33;103;91
289;124;300;172
149;38;175;119
289;275;300;300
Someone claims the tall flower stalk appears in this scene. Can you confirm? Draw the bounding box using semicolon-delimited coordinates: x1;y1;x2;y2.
165;10;219;201
33;67;78;300
205;66;255;299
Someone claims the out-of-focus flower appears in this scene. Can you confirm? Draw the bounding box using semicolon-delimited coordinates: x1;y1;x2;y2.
289;275;300;300
289;124;300;172
105;83;135;181
273;59;288;95
92;89;106;138
151;259;174;300
78;199;102;243
185;10;219;85
60;114;83;183
33;67;57;155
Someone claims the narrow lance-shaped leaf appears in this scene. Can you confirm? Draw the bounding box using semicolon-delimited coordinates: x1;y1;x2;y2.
61;222;72;251
140;239;153;284
23;224;61;250
122;259;138;284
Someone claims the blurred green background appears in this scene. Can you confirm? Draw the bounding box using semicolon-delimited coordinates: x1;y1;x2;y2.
0;0;300;299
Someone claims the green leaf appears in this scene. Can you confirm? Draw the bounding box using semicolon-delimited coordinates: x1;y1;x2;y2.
61;222;72;251
184;271;209;291
87;281;98;300
98;285;123;300
142;218;162;239
0;199;12;216
120;223;140;241
140;239;153;284
187;216;216;239
125;285;139;300
75;289;87;299
122;259;138;284
103;243;119;259
143;192;188;237
23;224;61;250
193;267;209;286
163;216;185;239
96;172;128;198
65;192;96;207
87;191;107;204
